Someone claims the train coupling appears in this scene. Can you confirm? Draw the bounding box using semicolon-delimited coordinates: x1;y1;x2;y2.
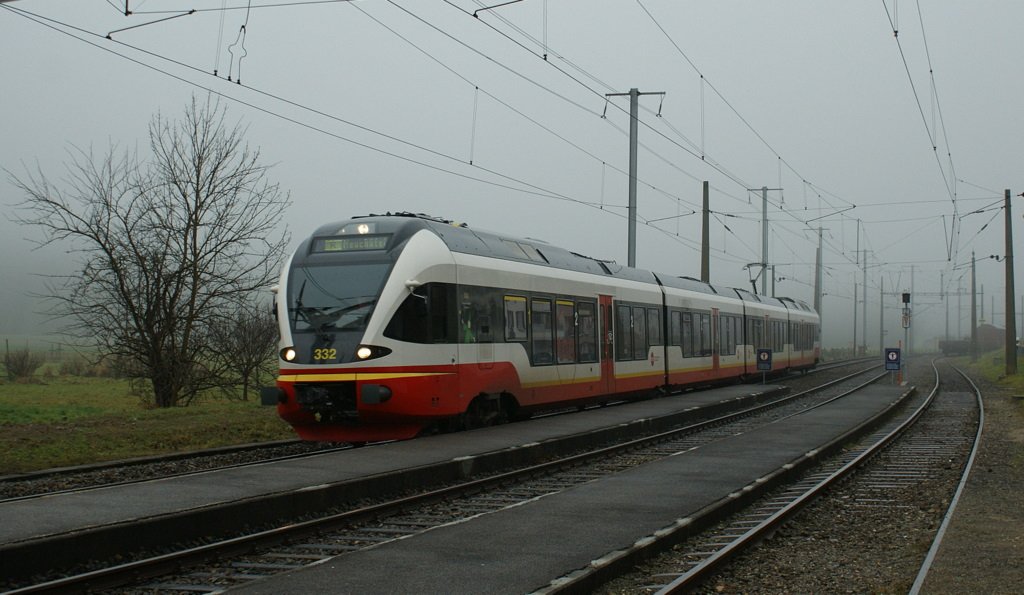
361;384;393;404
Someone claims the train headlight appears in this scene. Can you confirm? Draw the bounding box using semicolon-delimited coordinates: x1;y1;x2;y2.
281;347;297;362
355;345;392;361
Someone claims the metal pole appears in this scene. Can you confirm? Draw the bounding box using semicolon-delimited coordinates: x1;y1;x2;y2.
701;181;710;283
605;87;663;268
627;88;638;268
762;186;768;294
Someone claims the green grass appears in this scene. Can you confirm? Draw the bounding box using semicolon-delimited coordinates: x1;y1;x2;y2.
949;349;1024;393
0;376;296;473
4;352;1021;474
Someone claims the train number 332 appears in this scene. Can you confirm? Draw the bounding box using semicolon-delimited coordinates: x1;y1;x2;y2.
313;348;338;361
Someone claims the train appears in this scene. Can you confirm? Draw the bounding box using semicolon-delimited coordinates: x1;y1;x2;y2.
261;213;821;442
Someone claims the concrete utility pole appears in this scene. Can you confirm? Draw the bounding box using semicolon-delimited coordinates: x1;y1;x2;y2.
879;277;884;355
814;227;823;314
855;224;859;354
971;252;978;361
958;277;963;338
1004;189;1017;375
862;248;868;355
910;265;915;355
701;181;710;283
814;227;824;348
942;271;948;342
853;276;858;355
606;87;664;268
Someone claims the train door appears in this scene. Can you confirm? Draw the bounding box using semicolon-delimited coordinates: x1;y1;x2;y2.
711;308;720;376
600;294;615;394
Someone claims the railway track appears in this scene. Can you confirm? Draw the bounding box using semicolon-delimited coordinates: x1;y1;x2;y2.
4;363;887;593
0;357;863;503
593;358;982;594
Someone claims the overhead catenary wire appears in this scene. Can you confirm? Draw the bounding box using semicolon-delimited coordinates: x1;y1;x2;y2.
2;2;766;272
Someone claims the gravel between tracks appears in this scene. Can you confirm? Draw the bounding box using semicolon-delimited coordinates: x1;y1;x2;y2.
0;442;335;500
598;359;1024;594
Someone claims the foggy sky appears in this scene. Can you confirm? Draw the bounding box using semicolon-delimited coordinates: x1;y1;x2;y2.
2;1;1022;350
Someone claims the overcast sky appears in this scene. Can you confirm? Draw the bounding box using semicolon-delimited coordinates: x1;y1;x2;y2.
2;0;1022;350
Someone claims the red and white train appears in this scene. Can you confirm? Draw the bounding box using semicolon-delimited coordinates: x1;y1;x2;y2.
262;213;820;442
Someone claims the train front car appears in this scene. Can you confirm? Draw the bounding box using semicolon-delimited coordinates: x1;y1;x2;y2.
266;215;460;442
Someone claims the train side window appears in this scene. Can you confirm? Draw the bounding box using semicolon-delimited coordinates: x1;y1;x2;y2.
504;296;528;342
615;304;632;361
720;315;733;356
632;306;647;359
647;308;661;347
682;312;693;358
670;310;682;346
531;299;554;365
555;300;576;364
700;313;712;356
577;302;597;363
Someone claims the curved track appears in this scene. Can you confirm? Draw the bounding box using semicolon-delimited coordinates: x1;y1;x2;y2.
597;358;983;594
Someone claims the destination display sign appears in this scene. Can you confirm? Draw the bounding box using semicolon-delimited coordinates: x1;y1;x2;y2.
313;234;391;253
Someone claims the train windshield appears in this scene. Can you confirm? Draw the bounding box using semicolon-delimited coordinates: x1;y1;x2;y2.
287;263;391;333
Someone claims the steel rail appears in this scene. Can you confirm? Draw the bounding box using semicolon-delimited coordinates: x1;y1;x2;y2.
653;359;948;594
907;364;985;594
6;365;883;594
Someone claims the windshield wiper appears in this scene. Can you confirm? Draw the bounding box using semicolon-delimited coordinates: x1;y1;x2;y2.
292;280;307;328
293;297;378;333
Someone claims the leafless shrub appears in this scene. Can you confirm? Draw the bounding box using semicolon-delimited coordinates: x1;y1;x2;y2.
4;349;44;381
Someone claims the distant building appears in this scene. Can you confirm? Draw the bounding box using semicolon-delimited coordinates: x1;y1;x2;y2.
977;324;1005;353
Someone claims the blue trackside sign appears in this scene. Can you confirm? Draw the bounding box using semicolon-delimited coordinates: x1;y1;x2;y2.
756;349;772;371
885;348;901;371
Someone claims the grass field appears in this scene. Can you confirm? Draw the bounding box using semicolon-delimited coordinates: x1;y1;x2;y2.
1;351;1020;474
0;376;295;473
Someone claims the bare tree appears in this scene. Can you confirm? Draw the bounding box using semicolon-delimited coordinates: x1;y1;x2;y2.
209;298;280;401
11;96;289;407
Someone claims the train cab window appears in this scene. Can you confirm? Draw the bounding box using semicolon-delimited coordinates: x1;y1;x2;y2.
555;300;575;364
577;302;597;363
615;304;632;361
681;312;694;358
647;308;661;347
670;311;682;346
531;299;554;365
503;296;528;342
384;282;456;344
632;306;647;360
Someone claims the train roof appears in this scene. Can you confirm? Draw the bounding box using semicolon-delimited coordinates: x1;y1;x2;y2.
316;213;814;312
